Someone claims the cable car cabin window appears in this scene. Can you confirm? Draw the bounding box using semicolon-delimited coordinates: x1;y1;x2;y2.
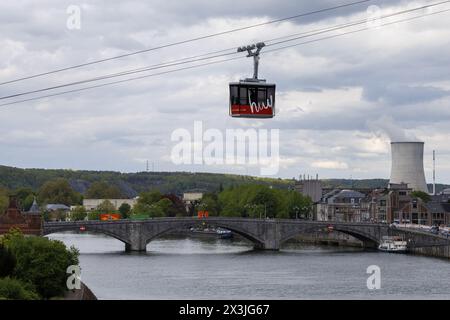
239;87;247;104
230;85;238;104
258;88;266;102
229;83;275;118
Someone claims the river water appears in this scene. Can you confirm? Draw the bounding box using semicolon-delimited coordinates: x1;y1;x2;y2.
48;233;450;300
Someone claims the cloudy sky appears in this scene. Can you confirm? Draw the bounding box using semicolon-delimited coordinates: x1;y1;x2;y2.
0;0;449;182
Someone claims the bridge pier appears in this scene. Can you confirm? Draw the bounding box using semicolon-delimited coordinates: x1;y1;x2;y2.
125;242;147;252
254;241;280;251
254;221;281;250
125;223;148;252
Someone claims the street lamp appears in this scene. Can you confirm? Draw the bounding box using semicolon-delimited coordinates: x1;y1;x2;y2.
301;206;309;220
293;206;299;219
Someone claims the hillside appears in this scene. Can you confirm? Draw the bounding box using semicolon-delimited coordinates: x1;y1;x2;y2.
0;165;292;197
0;165;447;197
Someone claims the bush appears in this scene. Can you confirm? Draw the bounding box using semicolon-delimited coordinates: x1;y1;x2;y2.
411;190;431;203
0;277;39;300
6;234;79;299
119;203;131;219
0;245;16;277
71;205;87;221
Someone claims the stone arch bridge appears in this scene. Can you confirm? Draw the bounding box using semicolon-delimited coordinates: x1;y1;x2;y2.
43;217;450;252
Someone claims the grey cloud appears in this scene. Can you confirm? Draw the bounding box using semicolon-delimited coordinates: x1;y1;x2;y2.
362;84;449;105
1;0;450;181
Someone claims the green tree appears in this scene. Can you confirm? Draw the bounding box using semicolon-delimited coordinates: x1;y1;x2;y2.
285;190;312;219
132;191;163;217
0;188;9;214
0;244;16;277
0;277;39;300
71;206;87;221
87;211;99;221
38;178;81;206
148;204;165;218
199;193;220;216
118;203;131;219
138;190;162;205
411;190;431;203
154;198;171;216
132;202;150;216
14;187;35;211
85;181;123;199
5;232;79;299
96;200;116;213
252;188;278;218
22;194;36;212
217;184;311;219
245;203;265;218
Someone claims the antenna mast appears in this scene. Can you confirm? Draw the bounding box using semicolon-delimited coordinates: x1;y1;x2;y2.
433;150;436;195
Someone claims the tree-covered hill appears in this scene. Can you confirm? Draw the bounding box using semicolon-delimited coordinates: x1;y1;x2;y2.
0;165;447;198
0;165;292;197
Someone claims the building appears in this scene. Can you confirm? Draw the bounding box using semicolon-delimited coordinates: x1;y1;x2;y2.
27;198;40;214
423;189;450;226
368;183;413;223
361;184;449;226
82;199;137;211
389;141;428;192
0;196;42;235
316;189;368;222
46;204;71;212
182;192;203;212
294;179;322;203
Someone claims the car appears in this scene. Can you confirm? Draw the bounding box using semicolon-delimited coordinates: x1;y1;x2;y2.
430;226;439;234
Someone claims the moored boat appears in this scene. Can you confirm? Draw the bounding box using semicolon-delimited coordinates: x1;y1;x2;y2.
189;226;233;239
378;236;408;253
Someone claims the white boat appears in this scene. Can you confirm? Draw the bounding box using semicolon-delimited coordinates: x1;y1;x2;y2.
378;236;408;253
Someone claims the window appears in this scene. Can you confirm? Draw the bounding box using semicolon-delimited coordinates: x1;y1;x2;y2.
258;89;266;102
239;87;248;104
267;87;275;103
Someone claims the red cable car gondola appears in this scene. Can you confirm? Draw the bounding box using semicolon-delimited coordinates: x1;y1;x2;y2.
229;42;276;118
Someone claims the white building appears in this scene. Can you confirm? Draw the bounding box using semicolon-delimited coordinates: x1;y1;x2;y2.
82;198;137;211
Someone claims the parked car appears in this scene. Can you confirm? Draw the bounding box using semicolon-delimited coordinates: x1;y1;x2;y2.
430;226;439;234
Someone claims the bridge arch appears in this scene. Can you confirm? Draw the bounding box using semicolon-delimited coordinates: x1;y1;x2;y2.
142;220;265;248
279;224;380;248
43;225;132;247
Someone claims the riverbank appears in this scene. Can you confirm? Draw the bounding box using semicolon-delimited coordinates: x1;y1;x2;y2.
288;230;450;260
63;281;97;300
410;244;450;259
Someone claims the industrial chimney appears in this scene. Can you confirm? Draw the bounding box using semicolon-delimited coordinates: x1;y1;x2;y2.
389;142;428;193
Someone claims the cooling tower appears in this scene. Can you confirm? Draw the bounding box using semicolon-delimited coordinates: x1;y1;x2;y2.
389;142;428;192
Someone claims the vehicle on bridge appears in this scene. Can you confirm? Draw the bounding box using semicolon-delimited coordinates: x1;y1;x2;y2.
100;213;121;221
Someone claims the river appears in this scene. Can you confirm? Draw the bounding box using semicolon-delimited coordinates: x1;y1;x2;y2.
48;232;450;300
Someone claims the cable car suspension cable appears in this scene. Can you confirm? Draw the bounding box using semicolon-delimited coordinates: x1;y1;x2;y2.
0;6;449;107
0;0;372;86
1;0;448;102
